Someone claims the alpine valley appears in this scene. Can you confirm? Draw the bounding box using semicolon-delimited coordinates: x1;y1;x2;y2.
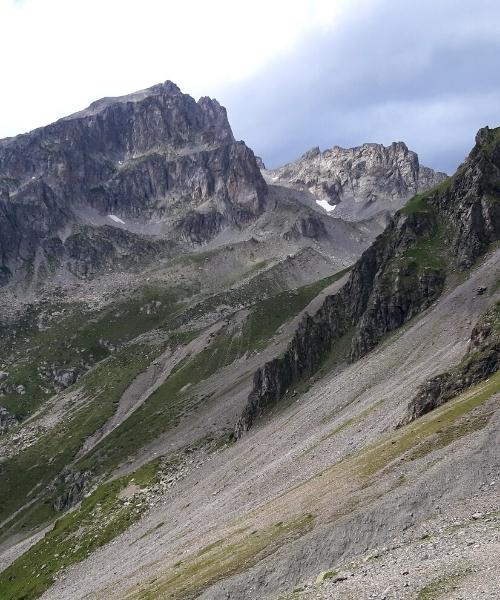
0;81;498;600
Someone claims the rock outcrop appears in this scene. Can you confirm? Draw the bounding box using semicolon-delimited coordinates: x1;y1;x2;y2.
39;365;79;392
0;369;26;398
268;141;447;221
402;299;500;424
236;127;500;436
0;81;267;285
51;470;92;512
283;214;328;241
0;406;19;434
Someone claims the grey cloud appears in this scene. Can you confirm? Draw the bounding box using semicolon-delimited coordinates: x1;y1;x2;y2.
219;0;500;173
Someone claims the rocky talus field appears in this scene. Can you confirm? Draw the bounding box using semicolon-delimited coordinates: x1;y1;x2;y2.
0;82;498;600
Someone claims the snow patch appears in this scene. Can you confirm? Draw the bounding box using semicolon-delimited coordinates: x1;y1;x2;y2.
316;199;336;213
108;214;126;224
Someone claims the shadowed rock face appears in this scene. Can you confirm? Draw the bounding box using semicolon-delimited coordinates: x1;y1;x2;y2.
235;212;446;437
268;141;447;221
0;81;267;285
236;127;500;436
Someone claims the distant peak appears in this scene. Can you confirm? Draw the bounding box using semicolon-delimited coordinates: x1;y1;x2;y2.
353;141;409;154
298;141;413;163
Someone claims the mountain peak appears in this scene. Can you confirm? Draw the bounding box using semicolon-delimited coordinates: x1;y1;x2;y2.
474;125;500;150
269;140;447;221
153;79;182;94
475;125;492;146
0;80;263;287
65;79;186;121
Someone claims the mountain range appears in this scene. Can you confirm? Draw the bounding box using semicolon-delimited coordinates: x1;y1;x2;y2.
0;81;498;600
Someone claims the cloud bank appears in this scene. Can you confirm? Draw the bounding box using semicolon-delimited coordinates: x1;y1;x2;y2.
1;0;499;174
222;0;500;173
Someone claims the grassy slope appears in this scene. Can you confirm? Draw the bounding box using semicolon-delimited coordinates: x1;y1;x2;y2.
0;433;234;600
0;270;345;562
0;284;190;418
75;269;350;478
0;460;159;600
0;343;165;538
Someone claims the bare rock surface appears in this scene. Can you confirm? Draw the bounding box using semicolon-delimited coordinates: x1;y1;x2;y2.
267;142;447;221
0;81;266;286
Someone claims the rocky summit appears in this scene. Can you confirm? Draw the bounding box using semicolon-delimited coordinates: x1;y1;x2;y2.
0;82;498;600
267;141;447;221
0;81;266;286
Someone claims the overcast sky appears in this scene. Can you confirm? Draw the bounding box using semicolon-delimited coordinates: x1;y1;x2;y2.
1;0;498;173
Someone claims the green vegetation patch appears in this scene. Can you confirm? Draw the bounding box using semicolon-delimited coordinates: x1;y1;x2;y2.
397;185;450;275
316;569;338;583
357;371;500;479
0;343;165;538
400;171;455;217
242;268;350;352
0;460;159;600
416;569;469;600
402;230;447;270
381;233;447;292
130;513;315;600
400;193;435;216
0;284;187;418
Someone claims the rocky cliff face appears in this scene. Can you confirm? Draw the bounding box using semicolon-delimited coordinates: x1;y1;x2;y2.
236;127;500;435
268;142;447;221
0;81;267;285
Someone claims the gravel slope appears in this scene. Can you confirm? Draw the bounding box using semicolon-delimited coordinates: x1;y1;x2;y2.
39;249;500;600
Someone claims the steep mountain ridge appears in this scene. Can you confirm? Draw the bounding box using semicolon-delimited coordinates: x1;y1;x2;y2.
0;82;448;290
24;244;500;600
267;140;447;221
237;126;500;434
